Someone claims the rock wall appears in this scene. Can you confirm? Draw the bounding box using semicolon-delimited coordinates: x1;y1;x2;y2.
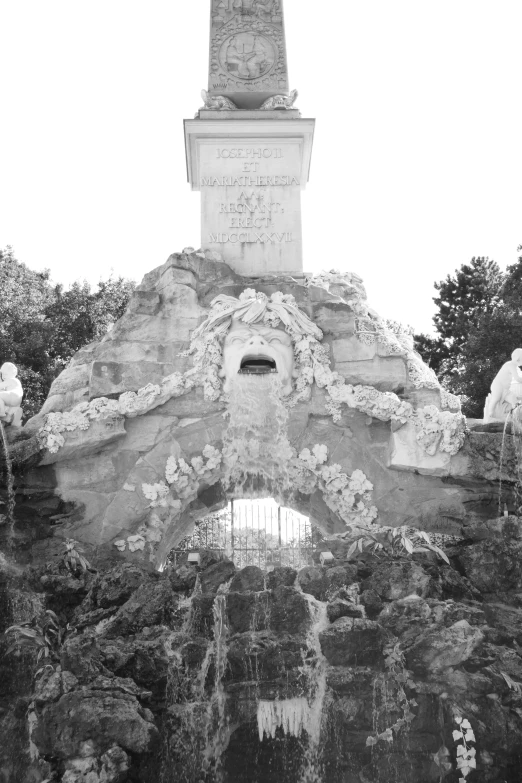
6;516;522;783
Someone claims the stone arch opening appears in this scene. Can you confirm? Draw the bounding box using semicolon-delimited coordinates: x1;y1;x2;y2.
169;498;323;570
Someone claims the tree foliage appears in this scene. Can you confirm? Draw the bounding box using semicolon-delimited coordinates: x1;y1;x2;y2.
415;251;522;418
0;246;135;419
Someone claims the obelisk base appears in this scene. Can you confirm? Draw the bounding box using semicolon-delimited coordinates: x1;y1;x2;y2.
184;117;314;277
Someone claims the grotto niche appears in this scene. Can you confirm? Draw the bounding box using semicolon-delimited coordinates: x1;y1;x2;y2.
3;0;522;778
2;255;522;783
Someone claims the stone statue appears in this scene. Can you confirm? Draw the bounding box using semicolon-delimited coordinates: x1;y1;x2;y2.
483;348;522;423
221;320;296;396
260;89;298;111
199;89;238;112
0;362;23;427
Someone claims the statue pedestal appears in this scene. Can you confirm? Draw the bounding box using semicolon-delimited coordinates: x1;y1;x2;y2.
184;117;314;277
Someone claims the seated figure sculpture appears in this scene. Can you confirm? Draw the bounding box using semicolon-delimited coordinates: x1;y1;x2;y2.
483;348;522;423
0;362;23;427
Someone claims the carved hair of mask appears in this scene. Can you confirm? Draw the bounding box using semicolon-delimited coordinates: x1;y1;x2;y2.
220;319;297;396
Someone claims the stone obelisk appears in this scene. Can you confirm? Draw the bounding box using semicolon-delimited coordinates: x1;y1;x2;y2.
184;0;314;277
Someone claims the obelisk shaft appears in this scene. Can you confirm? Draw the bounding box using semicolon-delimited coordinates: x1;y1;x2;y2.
208;0;289;110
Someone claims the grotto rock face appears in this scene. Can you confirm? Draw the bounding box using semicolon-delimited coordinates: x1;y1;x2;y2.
7;539;522;783
8;251;519;567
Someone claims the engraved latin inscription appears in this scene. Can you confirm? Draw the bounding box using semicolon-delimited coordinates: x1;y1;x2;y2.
202;143;299;245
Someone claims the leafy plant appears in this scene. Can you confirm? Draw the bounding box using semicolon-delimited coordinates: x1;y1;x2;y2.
346;525;450;564
452;716;476;781
4;609;65;667
499;670;522;693
62;538;93;574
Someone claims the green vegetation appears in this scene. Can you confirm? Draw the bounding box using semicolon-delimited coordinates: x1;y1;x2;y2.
415;248;522;418
0;246;135;418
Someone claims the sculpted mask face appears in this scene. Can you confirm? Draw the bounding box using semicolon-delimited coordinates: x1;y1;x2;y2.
221;320;296;396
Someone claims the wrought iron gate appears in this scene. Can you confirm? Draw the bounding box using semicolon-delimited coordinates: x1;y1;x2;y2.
171;499;318;570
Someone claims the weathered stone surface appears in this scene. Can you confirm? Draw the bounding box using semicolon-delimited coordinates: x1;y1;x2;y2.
227;591;270;634
265;566;297;589
334;356;408;392
89;361;182;398
313;304;355;336
103;579;178;638
326;598;364;622
229;565;265;593
319;617;388;666
362;560;431;601
332;336;376;363
461;514;522;542
359;588;383;618
81;563;156;611
297;566;328;601
168;564;198;593
199;560;236;594
379;595;433;645
457;539;522;596
40;414;127;467
98;636;169;697
270;585;310;635
405;619;484;672
324;565;358;593
389;420;452;476
33;690;159;757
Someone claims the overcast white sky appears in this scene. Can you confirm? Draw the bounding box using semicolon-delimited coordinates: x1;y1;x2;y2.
1;0;521;334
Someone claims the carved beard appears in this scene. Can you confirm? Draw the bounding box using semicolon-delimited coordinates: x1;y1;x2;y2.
221;320;296;396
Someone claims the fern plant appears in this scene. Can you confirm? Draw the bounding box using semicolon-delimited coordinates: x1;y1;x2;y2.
345;525;450;564
62;538;93;574
4;609;65;670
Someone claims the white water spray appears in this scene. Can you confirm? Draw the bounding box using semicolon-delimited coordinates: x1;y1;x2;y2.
256;589;329;782
222;374;293;494
0;420;15;550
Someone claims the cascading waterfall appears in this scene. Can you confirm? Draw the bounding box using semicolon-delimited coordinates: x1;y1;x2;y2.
0;420;15;550
203;581;231;783
257;697;310;741
512;406;522;513
298;593;329;783
256;591;329;782
222;374;293;495
162;581;232;783
498;405;522;516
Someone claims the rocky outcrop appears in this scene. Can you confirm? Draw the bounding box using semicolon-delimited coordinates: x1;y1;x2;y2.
1;530;519;783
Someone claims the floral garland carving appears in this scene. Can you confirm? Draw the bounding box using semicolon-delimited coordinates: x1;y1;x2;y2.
308;270;461;406
114;445;222;555
37;376;191;453
412;405;467;456
38;284;464;459
291;444;378;527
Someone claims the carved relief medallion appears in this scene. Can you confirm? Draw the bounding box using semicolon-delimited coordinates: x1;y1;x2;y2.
219;32;277;81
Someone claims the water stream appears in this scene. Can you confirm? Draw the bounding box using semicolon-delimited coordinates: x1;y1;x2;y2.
162;581;231;783
298;593;329;783
255;591;329;782
222;374;293;496
0;420;15;550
